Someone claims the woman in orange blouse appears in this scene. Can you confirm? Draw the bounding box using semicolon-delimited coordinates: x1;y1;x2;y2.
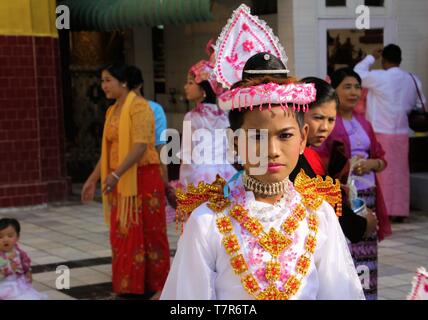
81;63;170;298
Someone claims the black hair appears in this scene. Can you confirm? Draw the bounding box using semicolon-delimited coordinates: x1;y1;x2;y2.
242;52;288;81
330;67;362;89
126;65;144;92
382;44;402;65
0;218;21;236
102;63;141;90
229;108;249;131
198;80;217;104
300;77;339;110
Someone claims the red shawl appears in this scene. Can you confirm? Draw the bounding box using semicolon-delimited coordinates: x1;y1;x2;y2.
303;147;326;176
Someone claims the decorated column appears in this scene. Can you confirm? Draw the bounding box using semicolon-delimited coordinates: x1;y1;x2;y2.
0;1;69;207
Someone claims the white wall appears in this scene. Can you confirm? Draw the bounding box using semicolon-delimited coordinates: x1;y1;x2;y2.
277;0;295;74
290;0;319;78
397;0;428;98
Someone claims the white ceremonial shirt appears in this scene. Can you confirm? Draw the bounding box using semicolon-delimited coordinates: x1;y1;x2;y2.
161;182;365;300
179;102;236;186
354;55;426;135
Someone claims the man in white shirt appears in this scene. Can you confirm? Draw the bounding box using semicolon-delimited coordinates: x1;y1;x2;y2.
354;44;426;222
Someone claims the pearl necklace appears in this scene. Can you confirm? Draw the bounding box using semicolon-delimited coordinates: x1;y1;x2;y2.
242;172;290;197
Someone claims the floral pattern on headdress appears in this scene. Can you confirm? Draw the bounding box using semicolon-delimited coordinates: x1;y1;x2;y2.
213;4;288;89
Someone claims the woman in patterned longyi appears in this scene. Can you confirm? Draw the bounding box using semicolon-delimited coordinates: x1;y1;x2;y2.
81;63;170;298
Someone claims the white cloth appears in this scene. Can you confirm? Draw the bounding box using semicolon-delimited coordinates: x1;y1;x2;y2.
408;267;428;300
179;103;236;186
354;55;426;134
0;246;47;300
161;181;364;300
0;275;47;300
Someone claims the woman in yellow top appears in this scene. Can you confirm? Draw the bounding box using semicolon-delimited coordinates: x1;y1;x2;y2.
81;63;170;298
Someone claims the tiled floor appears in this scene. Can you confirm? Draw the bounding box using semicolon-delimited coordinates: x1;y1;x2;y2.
1;199;427;300
1;201;179;300
377;212;428;300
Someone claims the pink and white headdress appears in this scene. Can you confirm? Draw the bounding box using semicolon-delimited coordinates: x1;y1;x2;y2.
213;4;316;112
188;39;224;96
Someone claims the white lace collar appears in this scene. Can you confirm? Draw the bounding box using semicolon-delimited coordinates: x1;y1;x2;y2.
243;185;297;224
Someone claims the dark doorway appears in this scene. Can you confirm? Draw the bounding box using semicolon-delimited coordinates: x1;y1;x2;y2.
59;31;125;183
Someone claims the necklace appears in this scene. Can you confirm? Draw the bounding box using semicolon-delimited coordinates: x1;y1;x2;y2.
216;201;319;300
242;172;289;196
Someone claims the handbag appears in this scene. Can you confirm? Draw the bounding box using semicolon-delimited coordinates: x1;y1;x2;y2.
408;73;428;132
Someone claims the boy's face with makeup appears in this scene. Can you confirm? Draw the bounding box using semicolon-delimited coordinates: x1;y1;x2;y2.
240;106;308;184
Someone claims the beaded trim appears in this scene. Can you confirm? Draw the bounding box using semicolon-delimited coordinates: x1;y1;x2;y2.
218;82;316;112
242;172;289;197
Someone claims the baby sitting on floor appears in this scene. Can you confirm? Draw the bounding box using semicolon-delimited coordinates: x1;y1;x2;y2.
0;218;47;300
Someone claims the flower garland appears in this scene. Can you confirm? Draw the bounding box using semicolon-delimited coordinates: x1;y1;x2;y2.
216;202;319;300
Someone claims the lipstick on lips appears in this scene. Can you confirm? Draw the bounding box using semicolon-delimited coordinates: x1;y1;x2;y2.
267;163;284;172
